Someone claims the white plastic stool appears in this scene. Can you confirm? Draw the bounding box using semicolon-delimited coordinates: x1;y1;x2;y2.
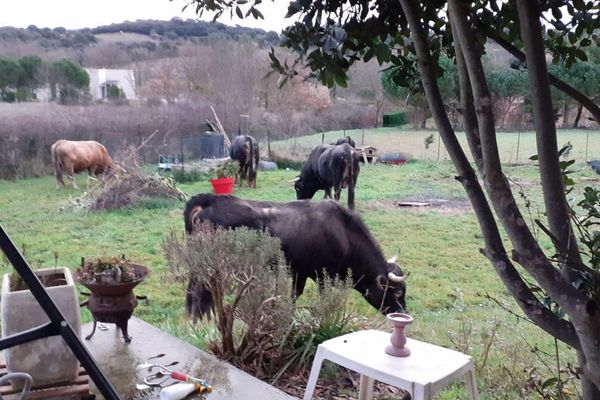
303;329;479;400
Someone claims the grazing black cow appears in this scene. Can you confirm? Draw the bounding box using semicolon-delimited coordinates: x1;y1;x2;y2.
294;143;360;210
332;136;356;148
184;193;407;319
589;160;600;175
229;135;259;188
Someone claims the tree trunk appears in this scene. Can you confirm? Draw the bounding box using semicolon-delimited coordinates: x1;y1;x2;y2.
573;104;583;129
517;0;600;392
516;0;584;279
403;0;580;348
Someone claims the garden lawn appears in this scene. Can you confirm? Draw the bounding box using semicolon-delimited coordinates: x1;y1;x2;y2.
1;157;597;399
271;126;600;164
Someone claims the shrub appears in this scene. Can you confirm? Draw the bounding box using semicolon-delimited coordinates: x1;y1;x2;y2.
171;169;210;183
382;111;407;127
163;223;360;382
164;224;295;370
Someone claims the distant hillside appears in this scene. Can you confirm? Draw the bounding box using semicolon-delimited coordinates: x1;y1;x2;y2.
0;18;279;52
0;18;280;67
91;18;279;45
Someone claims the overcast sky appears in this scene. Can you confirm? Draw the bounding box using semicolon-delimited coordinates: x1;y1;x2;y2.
0;0;293;33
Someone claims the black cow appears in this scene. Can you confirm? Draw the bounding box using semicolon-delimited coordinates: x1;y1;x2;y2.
184;193;407;319
589;160;600;175
229;135;259;188
294;143;360;210
332;136;356;148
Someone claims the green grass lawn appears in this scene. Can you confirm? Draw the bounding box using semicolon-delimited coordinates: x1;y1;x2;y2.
1;133;598;398
271;126;600;164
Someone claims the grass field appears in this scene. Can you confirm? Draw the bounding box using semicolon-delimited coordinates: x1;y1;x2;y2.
1;129;598;399
271;127;600;164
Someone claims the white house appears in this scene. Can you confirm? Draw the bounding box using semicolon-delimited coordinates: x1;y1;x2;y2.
85;68;137;101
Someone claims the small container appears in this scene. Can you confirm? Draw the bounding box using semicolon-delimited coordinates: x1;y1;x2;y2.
385;312;413;357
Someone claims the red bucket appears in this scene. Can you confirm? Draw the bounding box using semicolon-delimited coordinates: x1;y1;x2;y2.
210;177;235;195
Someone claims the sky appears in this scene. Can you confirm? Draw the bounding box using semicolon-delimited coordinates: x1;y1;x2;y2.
0;0;293;33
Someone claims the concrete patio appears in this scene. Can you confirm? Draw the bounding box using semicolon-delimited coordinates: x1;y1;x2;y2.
83;317;298;400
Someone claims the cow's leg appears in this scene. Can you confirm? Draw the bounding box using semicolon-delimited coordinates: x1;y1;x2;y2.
292;274;308;299
55;170;66;189
324;187;332;199
348;182;355;210
331;179;342;201
67;166;79;190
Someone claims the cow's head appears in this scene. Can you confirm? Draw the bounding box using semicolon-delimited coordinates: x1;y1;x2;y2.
362;253;407;314
293;176;319;200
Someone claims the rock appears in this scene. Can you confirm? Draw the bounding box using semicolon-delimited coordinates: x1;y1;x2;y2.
259;161;278;171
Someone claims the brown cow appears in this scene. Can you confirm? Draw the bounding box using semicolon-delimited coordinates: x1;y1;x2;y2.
50;140;116;190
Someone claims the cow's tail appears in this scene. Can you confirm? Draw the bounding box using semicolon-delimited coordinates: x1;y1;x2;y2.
247;135;258;188
347;150;356;210
186;275;214;321
183;193;221;233
50;142;63;183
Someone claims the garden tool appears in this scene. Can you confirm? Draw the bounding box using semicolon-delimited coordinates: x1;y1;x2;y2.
0;372;32;400
136;353;167;369
159;381;213;400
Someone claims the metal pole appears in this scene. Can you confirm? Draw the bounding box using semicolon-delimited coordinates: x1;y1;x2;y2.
362;129;365;145
321;132;324;144
437;132;441;161
0;225;120;400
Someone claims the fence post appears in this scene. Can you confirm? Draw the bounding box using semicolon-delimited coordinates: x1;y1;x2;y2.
362;129;365;145
437;132;441;161
321;132;324;144
585;130;590;162
516;131;521;164
267;130;272;160
180;134;184;174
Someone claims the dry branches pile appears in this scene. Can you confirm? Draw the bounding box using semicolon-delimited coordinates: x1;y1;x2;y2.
70;144;186;211
90;172;185;211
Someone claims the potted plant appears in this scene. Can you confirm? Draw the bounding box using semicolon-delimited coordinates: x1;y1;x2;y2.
75;256;149;343
1;267;81;389
210;159;239;195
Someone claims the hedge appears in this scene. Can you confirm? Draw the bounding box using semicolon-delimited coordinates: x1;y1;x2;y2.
382;112;407;127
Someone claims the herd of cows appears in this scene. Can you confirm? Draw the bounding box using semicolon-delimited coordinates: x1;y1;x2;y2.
50;135;408;317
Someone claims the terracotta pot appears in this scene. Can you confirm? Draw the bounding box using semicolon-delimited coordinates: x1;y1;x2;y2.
1;268;81;389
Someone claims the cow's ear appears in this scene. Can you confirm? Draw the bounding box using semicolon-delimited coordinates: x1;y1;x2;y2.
376;274;387;290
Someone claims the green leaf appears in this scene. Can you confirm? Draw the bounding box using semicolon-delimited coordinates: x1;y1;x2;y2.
235;6;243;18
551;7;562;20
542;377;558;390
529;154;539;161
363;48;375;63
334;72;348;88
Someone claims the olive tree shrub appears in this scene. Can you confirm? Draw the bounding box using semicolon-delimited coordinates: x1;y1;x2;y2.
163;223;358;380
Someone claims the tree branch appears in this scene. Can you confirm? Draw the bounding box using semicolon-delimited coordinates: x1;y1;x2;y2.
399;0;579;349
516;0;584;282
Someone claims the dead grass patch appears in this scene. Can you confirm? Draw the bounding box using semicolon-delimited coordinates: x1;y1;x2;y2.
363;197;472;215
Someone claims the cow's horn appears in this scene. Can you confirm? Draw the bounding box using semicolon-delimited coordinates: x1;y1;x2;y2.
387;252;399;264
387;272;405;282
287;177;300;183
